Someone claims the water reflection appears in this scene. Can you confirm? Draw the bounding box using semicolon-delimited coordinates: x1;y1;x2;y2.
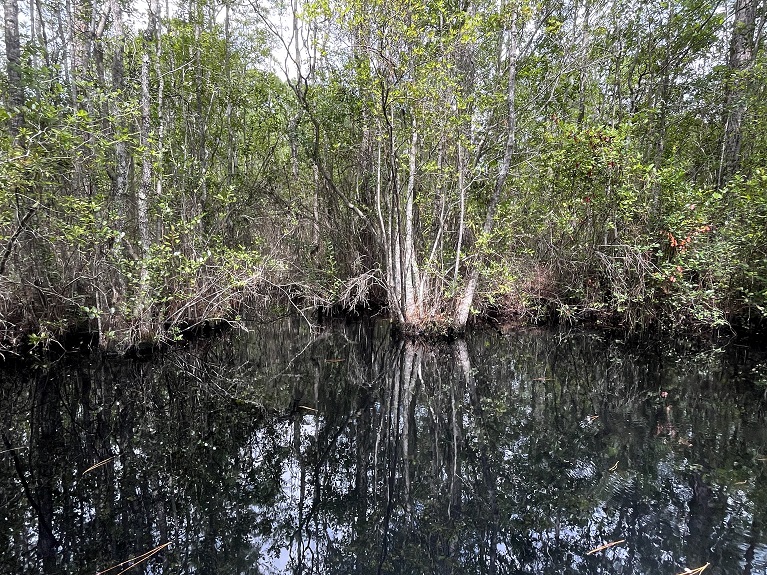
1;321;766;574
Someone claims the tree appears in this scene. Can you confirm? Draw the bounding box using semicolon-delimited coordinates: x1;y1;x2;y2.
3;0;22;136
282;0;553;333
719;0;758;186
2;0;767;347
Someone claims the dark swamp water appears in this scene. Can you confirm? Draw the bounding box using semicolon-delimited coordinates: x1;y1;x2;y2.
2;320;767;575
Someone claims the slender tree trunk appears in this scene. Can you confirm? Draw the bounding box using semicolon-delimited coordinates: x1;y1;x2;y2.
454;140;468;286
288;0;303;181
58;0;75;104
155;3;164;206
70;0;91;78
139;49;152;259
454;11;519;331
719;0;756;187
1;0;27;285
224;1;232;189
402;128;420;322
453;10;476;290
110;0;129;224
138;0;158;255
376;136;401;322
33;0;51;71
384;101;406;324
576;0;591;124
4;0;23;137
193;10;209;218
136;0;157;330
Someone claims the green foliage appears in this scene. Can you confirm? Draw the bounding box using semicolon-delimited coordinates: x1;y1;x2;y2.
493;109;767;332
2;0;766;347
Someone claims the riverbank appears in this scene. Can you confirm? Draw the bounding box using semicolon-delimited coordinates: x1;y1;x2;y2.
1;277;764;359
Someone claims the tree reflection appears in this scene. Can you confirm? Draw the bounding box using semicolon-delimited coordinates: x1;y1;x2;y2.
1;324;766;574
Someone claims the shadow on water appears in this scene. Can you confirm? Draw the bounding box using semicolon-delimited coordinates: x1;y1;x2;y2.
2;319;767;574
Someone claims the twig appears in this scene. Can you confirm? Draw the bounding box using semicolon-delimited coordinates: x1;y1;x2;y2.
587;539;625;555
96;541;170;575
0;202;39;276
82;456;115;475
676;563;710;575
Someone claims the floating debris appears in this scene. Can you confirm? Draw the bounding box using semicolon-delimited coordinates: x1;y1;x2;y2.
586;539;625;555
82;456;115;475
675;563;710;575
96;541;170;575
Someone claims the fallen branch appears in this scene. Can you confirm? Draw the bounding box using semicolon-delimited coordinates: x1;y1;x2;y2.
587;539;625;555
96;541;170;575
82;456;115;475
676;563;710;575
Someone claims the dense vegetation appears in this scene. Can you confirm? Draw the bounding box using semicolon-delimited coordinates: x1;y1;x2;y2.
1;0;765;350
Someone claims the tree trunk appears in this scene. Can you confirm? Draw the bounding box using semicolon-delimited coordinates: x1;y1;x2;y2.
575;0;591;125
138;0;158;258
402;128;420;322
719;0;756;187
154;2;164;211
3;0;23;136
139;49;152;259
453;12;476;289
110;0;130;224
135;0;158;331
454;10;519;331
